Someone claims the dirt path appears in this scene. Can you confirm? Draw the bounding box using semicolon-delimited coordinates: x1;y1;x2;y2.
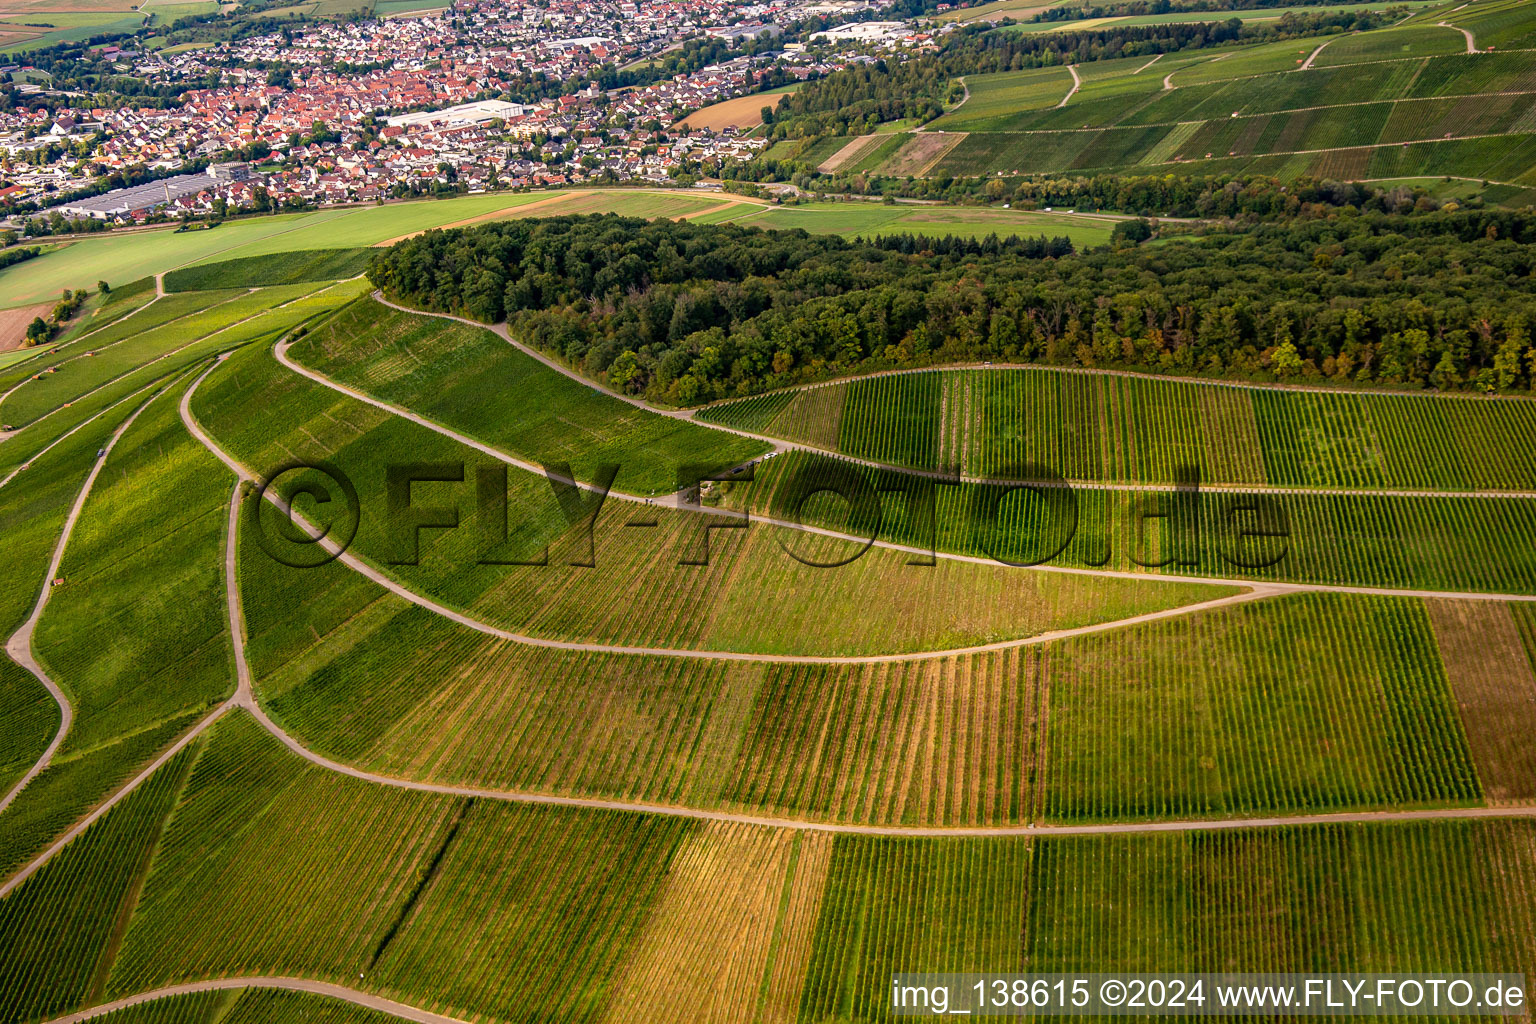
0;382;171;828
1135;53;1163;74
1058;64;1082;108
1299;37;1335;69
1438;20;1477;52
40;978;472;1024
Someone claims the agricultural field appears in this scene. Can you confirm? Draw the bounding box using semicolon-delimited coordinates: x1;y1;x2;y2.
835;17;1536;183
3;710;1535;1024
202;334;1229;656
698;366;1536;491
733;448;1536;594
672;84;799;130
2;11;1536;1007
0;190;1117;308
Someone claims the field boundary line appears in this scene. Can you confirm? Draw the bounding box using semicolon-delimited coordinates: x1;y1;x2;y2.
38;978;473;1024
0;373;223;900
198;351;1290;664
2;282;322;437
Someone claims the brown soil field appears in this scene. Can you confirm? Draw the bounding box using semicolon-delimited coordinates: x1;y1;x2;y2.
883;132;967;176
673;89;792;131
0;302;52;352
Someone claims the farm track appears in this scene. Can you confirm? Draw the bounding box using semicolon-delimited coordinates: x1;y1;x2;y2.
1439;20;1477;51
7;321;1536;980
1058;64;1081;107
38;978;472;1024
376;295;1536;499
0;379;172;835
1300;36;1336;69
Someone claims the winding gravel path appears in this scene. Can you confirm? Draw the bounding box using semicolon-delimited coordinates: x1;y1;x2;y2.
1058;64;1082;108
1439;20;1477;52
40;978;471;1024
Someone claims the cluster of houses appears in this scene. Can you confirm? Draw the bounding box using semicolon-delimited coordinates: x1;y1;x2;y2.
0;0;914;226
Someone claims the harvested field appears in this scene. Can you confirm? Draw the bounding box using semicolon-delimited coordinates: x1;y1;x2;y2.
1427;599;1536;803
819;134;885;173
0;302;50;351
673;86;797;130
880;132;967;176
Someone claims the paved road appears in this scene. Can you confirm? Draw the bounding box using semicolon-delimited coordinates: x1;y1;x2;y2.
40;978;472;1024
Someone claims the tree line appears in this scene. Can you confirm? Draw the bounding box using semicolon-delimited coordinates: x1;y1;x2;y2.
367;212;1536;407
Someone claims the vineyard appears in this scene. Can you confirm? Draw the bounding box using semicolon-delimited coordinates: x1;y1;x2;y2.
698;367;1536;492
288;297;770;495
232;509;1509;828
735;448;1536;594
78;989;423;1024
858;25;1536;181
0;375;233;884
202;339;1223;657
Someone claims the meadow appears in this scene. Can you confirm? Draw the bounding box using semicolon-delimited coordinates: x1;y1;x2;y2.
0;192;1119;311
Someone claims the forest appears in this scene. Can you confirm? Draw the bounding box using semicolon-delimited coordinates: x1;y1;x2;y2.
367;212;1536;406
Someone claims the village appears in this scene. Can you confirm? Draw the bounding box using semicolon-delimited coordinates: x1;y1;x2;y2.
0;0;936;227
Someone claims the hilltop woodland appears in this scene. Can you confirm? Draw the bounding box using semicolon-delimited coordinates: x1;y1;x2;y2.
367;213;1536;406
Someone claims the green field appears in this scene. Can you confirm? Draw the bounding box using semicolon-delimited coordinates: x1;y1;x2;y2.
0;192;1124;311
698;366;1536;491
202;335;1228;657
850;23;1536;183
735;448;1536;594
289;297;771;492
4;709;1534;1023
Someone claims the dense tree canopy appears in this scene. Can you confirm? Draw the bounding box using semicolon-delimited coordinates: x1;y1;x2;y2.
368;212;1536;406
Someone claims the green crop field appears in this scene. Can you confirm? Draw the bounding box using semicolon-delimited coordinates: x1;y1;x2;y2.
202;336;1228;657
3;6;1536;1008
162;249;373;292
288;297;770;494
826;25;1536;183
735;448;1536;594
699;366;1536;491
6;708;1535;1023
